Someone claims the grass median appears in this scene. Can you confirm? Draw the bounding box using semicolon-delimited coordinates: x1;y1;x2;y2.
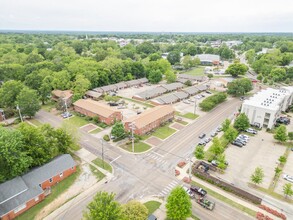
92;158;112;173
191;180;257;217
144;201;161;214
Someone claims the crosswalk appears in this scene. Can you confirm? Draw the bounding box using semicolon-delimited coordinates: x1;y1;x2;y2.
158;180;180;197
144;152;168;166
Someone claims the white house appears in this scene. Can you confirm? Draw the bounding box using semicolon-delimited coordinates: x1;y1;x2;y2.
241;87;293;129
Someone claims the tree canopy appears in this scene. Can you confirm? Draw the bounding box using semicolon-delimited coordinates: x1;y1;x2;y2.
234;113;250;131
227;78;253;96
166;186;192;220
225;62;248;77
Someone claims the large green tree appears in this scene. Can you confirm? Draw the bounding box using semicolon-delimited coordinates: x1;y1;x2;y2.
209;137;224;158
121;200;148;220
167;51;181;65
111;122;126;139
165;70;177;83
84;191;123;220
274;125;288;143
225;62;248;77
194;145;205;159
16;87;41;117
0;127;32;183
0;80;24;109
222;119;231;132
250;167;264;186
148;69;162;84
227;78;253;96
166;186;192;220
224;126;238;142
234;113;250;131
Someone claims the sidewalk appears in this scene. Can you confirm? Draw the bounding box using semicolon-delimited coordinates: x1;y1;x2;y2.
176;163;280;220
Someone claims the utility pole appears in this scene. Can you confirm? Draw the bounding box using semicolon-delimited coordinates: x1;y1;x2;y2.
100;139;105;168
63;98;68;114
189;156;192;180
16;105;23;122
130;122;135;153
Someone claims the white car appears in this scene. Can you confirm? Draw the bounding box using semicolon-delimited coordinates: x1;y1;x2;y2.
283;174;293;183
246;128;257;134
183;100;190;104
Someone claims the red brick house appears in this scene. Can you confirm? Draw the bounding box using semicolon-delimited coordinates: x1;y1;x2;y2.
73;99;122;125
51;90;73;106
0;154;76;220
124;105;175;135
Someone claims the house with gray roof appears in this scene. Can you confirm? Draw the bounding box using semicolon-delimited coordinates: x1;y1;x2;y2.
133;87;167;100
182;86;200;96
0;154;76;220
161;83;184;92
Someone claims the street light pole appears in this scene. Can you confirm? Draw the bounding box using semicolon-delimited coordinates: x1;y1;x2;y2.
100;139;105;168
63;98;68;114
130;122;135;153
16;105;23;122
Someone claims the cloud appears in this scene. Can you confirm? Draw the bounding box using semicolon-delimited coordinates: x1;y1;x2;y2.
0;0;292;32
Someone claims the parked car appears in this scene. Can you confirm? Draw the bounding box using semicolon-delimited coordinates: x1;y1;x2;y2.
211;160;228;167
240;96;245;101
199;133;206;139
232;140;244;147
216;126;222;132
148;214;157;220
210;131;218;137
283;174;293;183
206;91;212;94
183;100;190;104
108;102;119;106
61;112;72;118
277;117;290;125
238;134;249;140
201;94;205;97
195;95;202;99
246;128;257;134
198;140;206;146
204;137;212;143
117;105;126;109
235;138;246;145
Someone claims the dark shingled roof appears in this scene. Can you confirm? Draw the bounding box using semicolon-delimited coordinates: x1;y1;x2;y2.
0;154;76;217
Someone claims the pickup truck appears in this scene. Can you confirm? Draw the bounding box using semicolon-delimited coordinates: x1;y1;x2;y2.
190;185;207;197
196;197;215;210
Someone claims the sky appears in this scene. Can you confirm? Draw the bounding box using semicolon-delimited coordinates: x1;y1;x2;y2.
0;0;293;32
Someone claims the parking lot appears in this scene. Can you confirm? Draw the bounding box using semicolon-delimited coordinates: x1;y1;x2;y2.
275;151;293;194
173;91;213;116
220;130;287;189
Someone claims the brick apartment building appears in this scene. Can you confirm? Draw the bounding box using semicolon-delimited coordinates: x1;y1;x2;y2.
0;154;76;220
73;99;122;125
124;105;175;135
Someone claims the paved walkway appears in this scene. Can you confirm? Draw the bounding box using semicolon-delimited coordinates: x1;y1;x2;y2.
176;162;281;220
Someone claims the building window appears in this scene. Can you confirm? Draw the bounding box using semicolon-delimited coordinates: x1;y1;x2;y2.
49;178;53;183
39;184;42;188
14;204;27;213
35;196;39;202
60;172;63;178
71;167;74;170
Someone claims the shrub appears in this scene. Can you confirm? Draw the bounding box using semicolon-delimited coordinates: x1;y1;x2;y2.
177;161;186;168
259;205;286;220
103;135;110;142
199;92;227;111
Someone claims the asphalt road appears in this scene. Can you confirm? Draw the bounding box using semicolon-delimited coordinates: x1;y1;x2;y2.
36;99;254;220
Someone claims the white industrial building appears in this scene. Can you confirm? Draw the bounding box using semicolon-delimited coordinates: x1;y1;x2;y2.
241;87;293;129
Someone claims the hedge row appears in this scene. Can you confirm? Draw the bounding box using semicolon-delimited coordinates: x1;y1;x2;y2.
199;92;227;111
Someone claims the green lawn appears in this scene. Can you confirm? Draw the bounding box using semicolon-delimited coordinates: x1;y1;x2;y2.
153;126;176;139
92;158;112;173
144;201;161;215
176;112;199;120
89;128;102;134
121;142;151;153
41;101;56;112
191;181;257;217
66;115;89;127
16;166;81;220
175;119;189;125
89;164;106;180
182;66;205;76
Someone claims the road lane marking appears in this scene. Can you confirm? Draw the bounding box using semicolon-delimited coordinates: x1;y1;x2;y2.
153;151;164;157
110;155;121;164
